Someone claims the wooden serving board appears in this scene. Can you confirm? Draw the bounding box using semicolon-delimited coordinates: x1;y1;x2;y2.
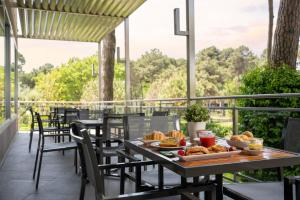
177;150;241;162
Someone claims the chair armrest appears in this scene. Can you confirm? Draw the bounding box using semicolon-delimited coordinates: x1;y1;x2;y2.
116;149;140;162
97;160;156;170
109;139;123;144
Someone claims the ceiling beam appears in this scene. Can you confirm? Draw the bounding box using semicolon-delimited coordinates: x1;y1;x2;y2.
9;2;124;19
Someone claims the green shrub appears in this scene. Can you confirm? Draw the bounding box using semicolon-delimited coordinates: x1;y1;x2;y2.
184;103;210;122
206;122;232;137
239;65;300;179
239;65;300;148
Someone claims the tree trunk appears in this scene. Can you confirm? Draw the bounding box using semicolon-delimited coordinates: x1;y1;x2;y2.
267;0;274;65
101;30;116;101
271;0;300;69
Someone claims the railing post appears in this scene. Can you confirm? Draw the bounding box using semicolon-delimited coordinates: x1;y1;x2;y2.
140;101;143;113
4;21;11;119
159;101;162;111
232;102;239;135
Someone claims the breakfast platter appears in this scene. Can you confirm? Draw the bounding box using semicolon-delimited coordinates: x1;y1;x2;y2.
142;130;188;149
176;144;241;161
140;130;264;161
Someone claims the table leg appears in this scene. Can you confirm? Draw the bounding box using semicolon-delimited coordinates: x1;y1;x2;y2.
95;126;101;163
158;165;164;189
181;177;188;200
193;177;199;197
216;174;223;200
105;140;111;174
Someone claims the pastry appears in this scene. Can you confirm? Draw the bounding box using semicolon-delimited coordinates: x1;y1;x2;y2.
208;145;228;153
166;130;185;140
144;131;165;141
159;138;178;147
186;146;210;155
230;131;254;142
242;131;253;138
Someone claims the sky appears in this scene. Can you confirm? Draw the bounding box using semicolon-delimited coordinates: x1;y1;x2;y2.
0;0;280;72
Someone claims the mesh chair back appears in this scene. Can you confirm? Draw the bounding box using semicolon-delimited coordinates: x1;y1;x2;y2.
124;115;180;140
152;111;169;116
64;108;79;124
35;112;44;136
284;118;300;153
102;114;125;141
102;113;145;140
79;109;90;120
149;115;180;133
71;123;88;180
71;128;104;198
29;107;35;129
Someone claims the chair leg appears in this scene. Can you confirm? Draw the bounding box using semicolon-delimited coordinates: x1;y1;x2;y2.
296;179;300;200
35;150;44;190
79;178;87;200
74;148;78;174
215;174;223;200
284;177;294;200
29;130;33;152
33;148;40;179
120;167;125;195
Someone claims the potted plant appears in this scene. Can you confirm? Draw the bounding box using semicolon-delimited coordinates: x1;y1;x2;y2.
184;103;210;139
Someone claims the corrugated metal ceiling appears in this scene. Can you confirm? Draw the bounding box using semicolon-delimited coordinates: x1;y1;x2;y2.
2;0;146;42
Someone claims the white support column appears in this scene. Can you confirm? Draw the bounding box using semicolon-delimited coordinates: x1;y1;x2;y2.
14;46;18;114
98;42;102;103
4;21;11;119
186;0;196;102
124;18;131;101
174;0;196;104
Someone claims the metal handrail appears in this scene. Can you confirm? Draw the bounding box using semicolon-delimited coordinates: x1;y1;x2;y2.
14;92;300;105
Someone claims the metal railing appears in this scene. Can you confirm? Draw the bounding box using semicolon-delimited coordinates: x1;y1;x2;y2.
9;93;300;183
14;92;300;132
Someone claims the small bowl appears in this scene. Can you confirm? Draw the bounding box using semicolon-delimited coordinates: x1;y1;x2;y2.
226;140;249;149
242;149;263;156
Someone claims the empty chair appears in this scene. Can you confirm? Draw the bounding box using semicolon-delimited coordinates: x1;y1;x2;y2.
28;107;61;152
63;108;79;125
79;109;90;120
124;115;193;187
224;117;300;200
33;112;78;189
70;126;156;200
149;115;180;134
283;117;300;153
152;111;169;116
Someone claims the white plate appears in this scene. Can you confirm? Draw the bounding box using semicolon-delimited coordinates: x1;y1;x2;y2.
149;142;188;150
177;150;241;162
137;138;160;145
226;140;249;149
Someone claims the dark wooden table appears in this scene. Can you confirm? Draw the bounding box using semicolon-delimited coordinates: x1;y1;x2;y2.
124;140;300;200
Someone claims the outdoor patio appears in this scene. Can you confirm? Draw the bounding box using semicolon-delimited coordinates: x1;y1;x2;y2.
1;0;300;200
1;133;199;200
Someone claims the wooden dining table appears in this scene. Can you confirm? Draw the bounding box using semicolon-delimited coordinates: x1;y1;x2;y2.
124;139;300;200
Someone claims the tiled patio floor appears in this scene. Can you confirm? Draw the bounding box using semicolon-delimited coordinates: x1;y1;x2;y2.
0;133;232;200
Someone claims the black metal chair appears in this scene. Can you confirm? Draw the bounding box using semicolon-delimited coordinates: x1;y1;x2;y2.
32;112;78;189
70;124;156;200
79;109;90;120
123;115;197;187
152;111;169;116
224;117;300;200
28;107;62;152
100;113;145;167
